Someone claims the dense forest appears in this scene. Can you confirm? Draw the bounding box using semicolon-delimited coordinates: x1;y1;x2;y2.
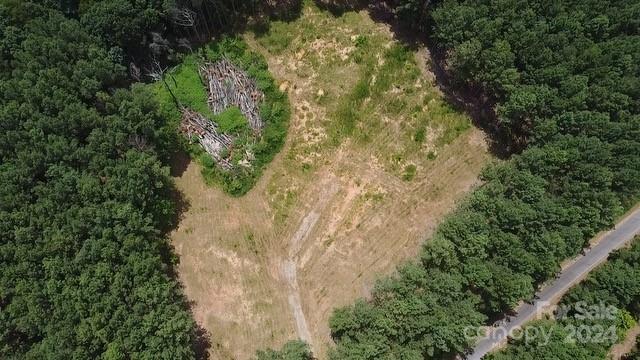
488;236;640;360
2;0;639;359
0;2;201;358
0;0;288;358
328;0;640;358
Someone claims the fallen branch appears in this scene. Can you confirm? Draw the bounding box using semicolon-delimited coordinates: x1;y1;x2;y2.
180;108;234;170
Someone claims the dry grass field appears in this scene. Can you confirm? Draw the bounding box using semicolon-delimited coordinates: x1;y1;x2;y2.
170;3;492;358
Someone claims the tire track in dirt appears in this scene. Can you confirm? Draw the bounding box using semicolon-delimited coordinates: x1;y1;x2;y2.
282;178;340;351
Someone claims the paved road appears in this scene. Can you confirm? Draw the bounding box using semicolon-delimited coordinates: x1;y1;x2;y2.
466;208;640;360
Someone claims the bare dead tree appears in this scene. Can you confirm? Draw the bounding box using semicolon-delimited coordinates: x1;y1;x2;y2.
171;7;197;27
147;57;181;108
176;38;193;52
170;7;201;40
146;57;166;82
129;62;141;82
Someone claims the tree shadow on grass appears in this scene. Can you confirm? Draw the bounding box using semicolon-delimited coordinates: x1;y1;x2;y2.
192;318;212;360
171;188;190;227
315;0;514;159
313;0;368;16
159;159;213;359
368;2;514;158
157;153;191;278
160;174;191;237
170;150;192;178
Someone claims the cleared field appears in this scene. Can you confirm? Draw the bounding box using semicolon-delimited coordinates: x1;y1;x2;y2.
170;3;492;359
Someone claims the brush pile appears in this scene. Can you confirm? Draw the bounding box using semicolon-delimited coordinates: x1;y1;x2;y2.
200;59;265;131
180;58;266;170
180;108;233;169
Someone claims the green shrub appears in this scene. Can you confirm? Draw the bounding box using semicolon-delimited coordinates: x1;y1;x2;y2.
354;35;368;48
414;127;426;143
216;106;248;134
403;164;417;181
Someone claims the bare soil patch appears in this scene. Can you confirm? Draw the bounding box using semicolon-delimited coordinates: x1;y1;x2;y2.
609;325;640;359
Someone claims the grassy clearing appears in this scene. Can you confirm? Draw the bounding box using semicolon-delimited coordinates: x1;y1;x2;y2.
253;2;471;180
170;3;491;359
151;38;290;195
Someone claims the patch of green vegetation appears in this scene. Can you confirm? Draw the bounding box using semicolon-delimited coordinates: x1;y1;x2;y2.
328;41;377;143
430;101;472;145
402;164;417;181
151;37;290;196
151;56;213;124
244;231;259;255
354;35;368;48
269;185;299;226
384;98;407;114
255;21;296;54
328;41;435;149
216;106;248;134
255;340;312;360
414;127;426;143
372;44;415;96
363;191;385;203
330;82;367;142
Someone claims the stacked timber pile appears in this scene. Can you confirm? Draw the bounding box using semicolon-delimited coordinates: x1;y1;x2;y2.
200;59;265;131
180;108;233;169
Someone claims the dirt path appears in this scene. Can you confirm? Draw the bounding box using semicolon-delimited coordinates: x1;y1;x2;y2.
282;178;340;350
282;259;312;346
610;325;640;359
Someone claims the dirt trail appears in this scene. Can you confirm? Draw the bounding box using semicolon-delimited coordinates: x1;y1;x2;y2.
609;325;640;359
282;178;340;350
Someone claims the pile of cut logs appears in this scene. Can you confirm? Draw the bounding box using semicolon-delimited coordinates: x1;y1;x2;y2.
200;58;265;131
180;108;233;169
179;59;266;170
